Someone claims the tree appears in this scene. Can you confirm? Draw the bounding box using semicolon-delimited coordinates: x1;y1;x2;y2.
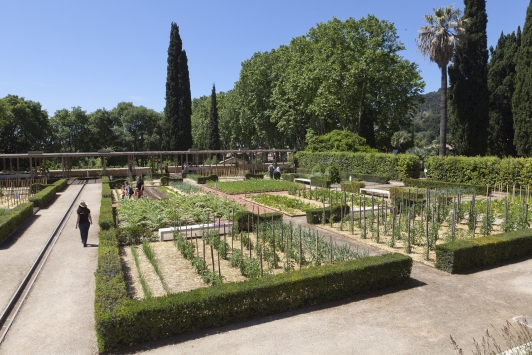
208;84;220;151
487;30;520;157
0;95;50;153
416;5;466;156
88;108;119;151
49;107;90;153
513;1;532;156
448;0;489;156
305;130;376;153
162;22;192;151
191;95;210;149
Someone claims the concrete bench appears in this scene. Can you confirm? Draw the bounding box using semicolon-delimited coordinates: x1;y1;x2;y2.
293;178;311;185
159;221;233;241
360;188;390;199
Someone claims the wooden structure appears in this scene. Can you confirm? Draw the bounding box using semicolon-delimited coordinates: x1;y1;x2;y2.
0;149;294;177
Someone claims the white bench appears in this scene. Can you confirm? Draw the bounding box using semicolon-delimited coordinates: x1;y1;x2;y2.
293;178;311;185
159;221;233;241
360;188;390;199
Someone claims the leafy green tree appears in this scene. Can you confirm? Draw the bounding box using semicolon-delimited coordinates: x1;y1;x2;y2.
111;103;162;153
49;107;91;153
305;130;376;153
487;30;520;157
513;1;532;156
448;0;489;156
416;5;466;156
391;130;414;152
208;84;220;151
88;108;119;151
0;95;50;153
191;95;210;149
162;22;192;151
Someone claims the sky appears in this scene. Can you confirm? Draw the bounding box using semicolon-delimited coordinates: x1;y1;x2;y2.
0;0;529;115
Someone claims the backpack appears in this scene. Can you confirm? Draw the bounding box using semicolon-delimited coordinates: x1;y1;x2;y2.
127;185;134;196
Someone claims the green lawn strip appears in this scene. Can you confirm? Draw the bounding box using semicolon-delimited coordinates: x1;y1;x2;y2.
248;194;314;215
207;179;300;194
142;240;170;293
130;245;153;299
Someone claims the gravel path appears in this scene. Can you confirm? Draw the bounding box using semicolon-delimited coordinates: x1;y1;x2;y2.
0;182;101;355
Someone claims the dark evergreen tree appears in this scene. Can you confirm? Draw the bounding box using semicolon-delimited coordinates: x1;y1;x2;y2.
163;22;193;151
448;0;490;156
487;31;519;157
208;84;221;151
513;1;532;156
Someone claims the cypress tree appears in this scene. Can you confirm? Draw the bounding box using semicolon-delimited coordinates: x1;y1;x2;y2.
513;1;532;156
448;0;489;156
487;31;519;157
208;84;221;151
163;23;193;151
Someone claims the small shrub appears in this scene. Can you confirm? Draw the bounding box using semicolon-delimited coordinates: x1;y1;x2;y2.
340;181;365;193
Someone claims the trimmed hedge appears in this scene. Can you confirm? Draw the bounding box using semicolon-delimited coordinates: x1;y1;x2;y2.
160;176;183;186
435;229;532;273
340;172;390;184
109;178;127;189
188;174;218;184
95;252;412;351
403;178;492;196
245;173;265;180
53;178;67;191
234;211;283;232
0;202;34;244
282;173;311;182
297;151;420;180
340;181;365;193
425;156;532;187
29;185;56;207
306;204;350;224
310;176;331;188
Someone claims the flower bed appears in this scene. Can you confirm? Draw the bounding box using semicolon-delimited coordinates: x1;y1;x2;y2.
206;179;300;194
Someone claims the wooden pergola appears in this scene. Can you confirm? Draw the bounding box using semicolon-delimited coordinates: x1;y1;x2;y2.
0;149;295;177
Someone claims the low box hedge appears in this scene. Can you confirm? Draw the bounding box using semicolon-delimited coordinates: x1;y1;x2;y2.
52;178;67;191
188;174;218;184
29;185;57;207
306;204;350;224
0;202;34;244
282;173;311;182
435;229;532;273
160;176;183;186
403;178;493;196
99;197;114;230
245;173;264;180
109;178;127;189
95;250;412;351
340;181;365;193
310;176;331;188
234;211;283;232
340;172;390;184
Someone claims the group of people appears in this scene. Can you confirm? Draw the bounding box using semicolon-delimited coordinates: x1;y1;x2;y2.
268;163;281;180
120;175;145;200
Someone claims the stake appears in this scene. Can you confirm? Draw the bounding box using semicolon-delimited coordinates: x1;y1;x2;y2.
351;194;354;234
232;209;234;250
299;225;302;270
363;200;367;238
425;208;429;260
407;211;411;253
315;230;319;264
203;238;206;264
329;235;333;263
260;245;263;276
217;247;221;276
195;233;199;258
210;245;215;273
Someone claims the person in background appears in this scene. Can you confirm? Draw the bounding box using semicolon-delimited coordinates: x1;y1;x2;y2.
268;163;274;179
164;164;169;174
136;175;144;200
75;200;93;247
274;166;281;180
121;183;126;199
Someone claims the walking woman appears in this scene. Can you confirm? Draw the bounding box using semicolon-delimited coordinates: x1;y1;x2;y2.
75;200;93;247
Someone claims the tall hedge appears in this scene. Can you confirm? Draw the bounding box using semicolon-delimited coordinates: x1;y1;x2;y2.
425;156;532;186
296;152;420;180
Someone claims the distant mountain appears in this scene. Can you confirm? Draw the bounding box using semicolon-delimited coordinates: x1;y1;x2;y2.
417;89;442;115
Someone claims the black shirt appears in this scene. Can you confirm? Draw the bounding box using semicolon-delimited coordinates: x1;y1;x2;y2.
136;179;144;190
78;208;91;223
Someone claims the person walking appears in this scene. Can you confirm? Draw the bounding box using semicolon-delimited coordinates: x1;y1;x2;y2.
75;200;92;247
268;163;274;179
136;175;145;200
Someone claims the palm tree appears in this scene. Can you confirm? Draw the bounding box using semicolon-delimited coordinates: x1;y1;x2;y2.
416;5;466;156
